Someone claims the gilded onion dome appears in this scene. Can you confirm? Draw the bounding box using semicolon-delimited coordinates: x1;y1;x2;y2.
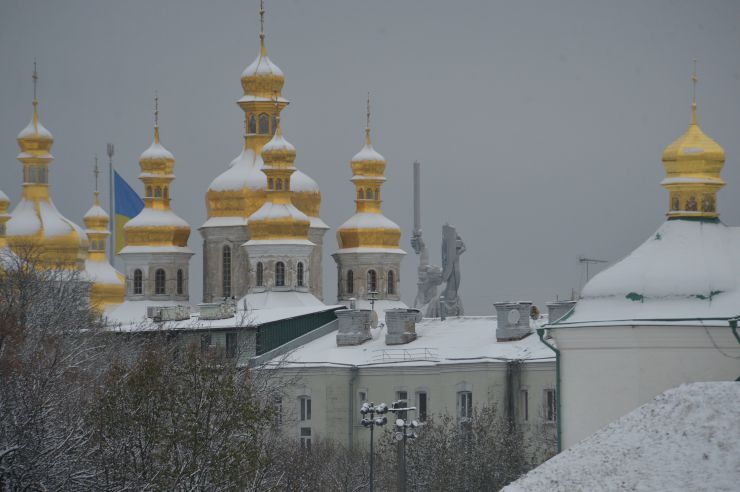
337;103;402;250
122;99;191;250
661;64;725;220
247;115;311;241
82;169;124;309
6;67;88;270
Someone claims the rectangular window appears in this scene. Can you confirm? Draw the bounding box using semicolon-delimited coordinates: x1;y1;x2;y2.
544;389;556;423
521;389;529;422
458;391;473;420
200;333;211;354
416;391;428;422
225;332;238;358
396;391;408;421
300;427;311;449
300;397;311;421
274;396;283;426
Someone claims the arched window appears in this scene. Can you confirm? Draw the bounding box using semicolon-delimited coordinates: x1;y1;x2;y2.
297;262;304;287
367;269;377;292
29;166;37;183
387;270;395;295
222;245;231;298
275;261;285;287
358;189;364;200
177;269;184;295
366;188;373;200
39;167;47;183
146;186;152;198
133;269;143;295
248;114;257;134
375;188;380;200
259;113;269;134
347;270;354;294
155;187;162;198
256;262;264;287
163;187;169;201
155;268;166;295
268;178;274;190
276;178;283;190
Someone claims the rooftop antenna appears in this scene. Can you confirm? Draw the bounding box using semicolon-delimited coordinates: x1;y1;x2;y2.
106;143;115;263
578;255;608;284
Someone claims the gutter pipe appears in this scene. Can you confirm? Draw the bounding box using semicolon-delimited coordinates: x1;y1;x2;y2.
537;327;561;453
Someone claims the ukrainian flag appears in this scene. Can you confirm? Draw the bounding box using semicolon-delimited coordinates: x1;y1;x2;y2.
114;171;144;254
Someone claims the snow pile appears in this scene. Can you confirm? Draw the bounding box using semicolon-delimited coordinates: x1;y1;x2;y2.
352;143;385;163
124;207;190;229
7;199;42;236
139;139;174;161
503;382;740;492
558;220;740;326
84;259;123;285
208;147;266;192
291;170;320;193
338;212;400;231
242;51;283;78
84;203;108;220
18;114;53;140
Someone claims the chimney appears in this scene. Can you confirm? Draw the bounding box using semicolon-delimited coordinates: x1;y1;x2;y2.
494;301;533;341
385;308;421;345
336;308;372;346
546;300;577;325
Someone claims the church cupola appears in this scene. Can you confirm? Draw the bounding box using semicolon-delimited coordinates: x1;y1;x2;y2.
661;61;725;220
0;190;11;250
119;95;193;301
82;157;124;310
6;63;88;270
333;96;405;303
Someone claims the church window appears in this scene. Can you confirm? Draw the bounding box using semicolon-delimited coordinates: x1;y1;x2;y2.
177;269;184;295
275;261;285;287
133;269;143;295
299;396;312;421
544;389;556;423
39;167;47;183
146;186;152;198
347;270;354;294
358;189;364;200
367;269;377;292
248;114;257;134
387;270;395;295
155;268;166;295
457;391;473;421
154;187;162;198
163;187;169;201
29;166;37;183
259;113;269;134
256;262;264;286
268;178;274;190
416;391;428;422
297;262;304;287
222;245;231;298
365;188;373;200
276;178;283;190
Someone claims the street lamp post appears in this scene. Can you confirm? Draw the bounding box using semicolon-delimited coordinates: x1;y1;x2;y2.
368;290;378;312
360;401;388;492
390;400;419;492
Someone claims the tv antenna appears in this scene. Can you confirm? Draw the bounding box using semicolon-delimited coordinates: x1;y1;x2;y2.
578;255;608;283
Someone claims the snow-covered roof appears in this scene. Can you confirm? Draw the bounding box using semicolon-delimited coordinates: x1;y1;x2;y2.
208;147;266;192
242;52;283;78
0;189;9;203
139;139;174;161
503;382;740;492
281;315;554;367
6;199;41;236
291;170;320;193
199;216;249;229
248;201;309;223
18;115;52;140
308;216;330;230
334;246;406;255
6;198;86;239
352;143;385;163
118;245;193;254
338;212;401;231
83;259;123;285
124;207;190;229
262;131;295;154
83;203;108;220
554;220;740;327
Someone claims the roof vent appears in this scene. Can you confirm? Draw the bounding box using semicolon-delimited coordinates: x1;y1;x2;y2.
336;309;372;346
385;308;421;345
494;301;532;341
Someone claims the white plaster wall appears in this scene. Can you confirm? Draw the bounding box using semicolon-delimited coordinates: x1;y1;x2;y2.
553;324;740;449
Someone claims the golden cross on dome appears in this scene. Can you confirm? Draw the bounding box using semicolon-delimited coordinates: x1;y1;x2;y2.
32;58;38;101
366;92;371;129
154;90;159;128
94;154;100;192
260;0;265;37
691;58;698;105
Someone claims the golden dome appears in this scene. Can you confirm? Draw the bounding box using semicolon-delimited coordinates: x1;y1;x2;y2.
123;102;191;249
337;106;401;250
660;65;725;220
0;190;10;249
83;188;124;310
6;77;88;271
240;2;284;98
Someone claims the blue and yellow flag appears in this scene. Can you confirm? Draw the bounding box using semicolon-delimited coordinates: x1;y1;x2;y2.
114;171;144;254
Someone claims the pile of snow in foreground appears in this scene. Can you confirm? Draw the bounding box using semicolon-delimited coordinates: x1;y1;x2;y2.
503;382;740;492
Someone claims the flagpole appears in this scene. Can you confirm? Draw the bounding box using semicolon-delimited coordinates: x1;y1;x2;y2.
107;143;115;264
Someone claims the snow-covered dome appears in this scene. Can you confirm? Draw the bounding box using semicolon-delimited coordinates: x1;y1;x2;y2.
557;220;740;326
240;35;284;98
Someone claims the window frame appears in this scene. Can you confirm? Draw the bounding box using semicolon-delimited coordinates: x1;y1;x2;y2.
457;391;473;421
176;269;184;295
133;269;143;295
300;427;311;449
275;261;285;287
367;269;377;292
346;270;354;294
225;332;238;359
416;391;428;422
296;262;304;287
222;245;232;298
387;270;395;295
299;396;312;422
154;268;166;295
544;388;556;423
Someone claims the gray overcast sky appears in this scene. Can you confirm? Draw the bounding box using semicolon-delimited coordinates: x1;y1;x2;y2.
1;0;739;315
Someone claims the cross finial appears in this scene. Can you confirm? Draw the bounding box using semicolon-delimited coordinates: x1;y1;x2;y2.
154;90;159;128
94;154;100;192
260;0;265;39
691;58;698;124
32;58;38;101
366;92;371;129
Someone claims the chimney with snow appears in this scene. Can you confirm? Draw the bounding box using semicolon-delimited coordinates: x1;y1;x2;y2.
546;300;576;325
494;301;533;341
336;308;372;346
385;308;421;345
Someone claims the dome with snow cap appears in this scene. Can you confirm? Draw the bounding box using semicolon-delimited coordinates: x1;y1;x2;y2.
6;85;88;271
82;190;124;309
240;27;284;98
206;142;268;221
